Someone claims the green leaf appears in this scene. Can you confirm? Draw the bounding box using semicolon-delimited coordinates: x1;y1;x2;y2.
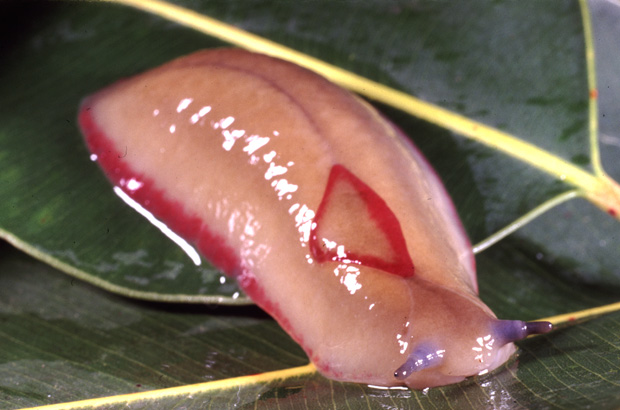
0;244;307;409
0;0;247;302
2;0;620;297
1;0;620;408
2;245;620;409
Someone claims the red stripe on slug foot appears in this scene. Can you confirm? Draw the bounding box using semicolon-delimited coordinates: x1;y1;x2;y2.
310;164;414;278
79;104;242;276
82;104;313;360
238;271;309;349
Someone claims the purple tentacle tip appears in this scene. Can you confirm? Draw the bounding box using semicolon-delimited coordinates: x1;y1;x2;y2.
524;321;553;336
494;320;553;345
394;343;444;380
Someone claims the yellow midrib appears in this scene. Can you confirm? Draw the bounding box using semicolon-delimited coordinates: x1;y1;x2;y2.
18;364;318;410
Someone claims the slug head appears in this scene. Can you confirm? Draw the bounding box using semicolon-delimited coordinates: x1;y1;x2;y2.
392;280;552;389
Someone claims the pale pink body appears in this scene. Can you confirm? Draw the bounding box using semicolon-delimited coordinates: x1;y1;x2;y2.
79;49;527;389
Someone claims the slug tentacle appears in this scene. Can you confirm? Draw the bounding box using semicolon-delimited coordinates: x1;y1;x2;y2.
494;320;553;345
394;344;445;380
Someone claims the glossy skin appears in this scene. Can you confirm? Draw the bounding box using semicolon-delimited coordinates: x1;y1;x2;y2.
78;49;548;389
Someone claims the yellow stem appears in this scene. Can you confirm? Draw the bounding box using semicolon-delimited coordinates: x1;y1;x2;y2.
539;301;620;326
473;190;581;254
579;0;603;177
18;364;317;410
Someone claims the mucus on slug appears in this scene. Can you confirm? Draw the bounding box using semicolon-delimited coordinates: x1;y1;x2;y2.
77;48;552;389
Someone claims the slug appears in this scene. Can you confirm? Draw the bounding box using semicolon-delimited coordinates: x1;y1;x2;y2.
78;48;551;389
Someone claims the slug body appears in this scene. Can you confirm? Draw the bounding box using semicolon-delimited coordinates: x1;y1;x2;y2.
78;49;550;389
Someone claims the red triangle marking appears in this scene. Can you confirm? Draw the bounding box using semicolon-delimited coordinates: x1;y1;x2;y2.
310;164;414;277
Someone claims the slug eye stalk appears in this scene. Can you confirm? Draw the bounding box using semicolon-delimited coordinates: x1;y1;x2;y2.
494;320;553;345
394;344;444;380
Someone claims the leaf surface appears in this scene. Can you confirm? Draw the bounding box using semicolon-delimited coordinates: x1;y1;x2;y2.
2;246;620;409
1;0;620;408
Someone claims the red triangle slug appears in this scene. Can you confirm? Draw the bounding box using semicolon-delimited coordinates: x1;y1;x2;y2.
78;48;551;389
